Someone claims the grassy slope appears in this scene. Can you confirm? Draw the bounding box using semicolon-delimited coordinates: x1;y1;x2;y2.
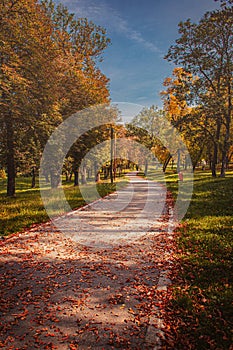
163;171;233;349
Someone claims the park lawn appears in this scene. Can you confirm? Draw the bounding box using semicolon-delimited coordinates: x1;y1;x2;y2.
163;171;233;350
0;175;128;237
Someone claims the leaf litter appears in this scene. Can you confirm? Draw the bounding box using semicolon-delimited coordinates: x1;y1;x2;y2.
0;179;176;349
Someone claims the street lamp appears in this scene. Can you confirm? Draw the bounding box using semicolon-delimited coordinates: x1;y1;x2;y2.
110;126;114;184
110;125;117;184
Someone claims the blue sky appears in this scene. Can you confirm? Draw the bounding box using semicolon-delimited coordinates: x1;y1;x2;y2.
55;0;221;108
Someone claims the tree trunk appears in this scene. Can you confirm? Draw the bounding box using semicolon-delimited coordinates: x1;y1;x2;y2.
74;170;79;186
50;171;60;188
192;159;198;172
87;168;91;180
103;166;108;180
221;113;231;177
212;121;221;177
81;165;87;184
211;142;218;177
177;149;181;173
31;167;36;188
96;171;100;182
144;159;148;176
163;154;172;173
184;155;188;170
94;161;99;180
208;151;212;171
221;71;232;177
45;173;50;183
192;148;204;172
220;145;228;177
5;115;16;196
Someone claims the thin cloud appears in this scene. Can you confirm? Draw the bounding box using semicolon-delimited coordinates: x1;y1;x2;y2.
116;16;160;53
61;0;160;53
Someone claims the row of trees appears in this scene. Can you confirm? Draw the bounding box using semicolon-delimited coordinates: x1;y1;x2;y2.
0;0;110;196
115;0;232;177
162;0;233;177
1;0;232;196
49;0;232;184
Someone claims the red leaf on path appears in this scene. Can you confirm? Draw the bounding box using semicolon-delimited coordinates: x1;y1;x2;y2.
12;309;28;320
69;344;77;350
45;333;55;337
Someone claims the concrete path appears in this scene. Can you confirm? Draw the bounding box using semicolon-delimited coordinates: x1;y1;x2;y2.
54;172;168;248
0;173;175;349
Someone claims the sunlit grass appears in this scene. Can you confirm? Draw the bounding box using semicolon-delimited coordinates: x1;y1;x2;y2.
163;170;233;349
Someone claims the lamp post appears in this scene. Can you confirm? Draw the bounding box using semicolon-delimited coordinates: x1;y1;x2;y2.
110;126;114;184
113;129;116;181
109;125;117;183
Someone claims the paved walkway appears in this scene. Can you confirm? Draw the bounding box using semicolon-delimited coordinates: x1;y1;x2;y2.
54;172;168;248
0;173;175;349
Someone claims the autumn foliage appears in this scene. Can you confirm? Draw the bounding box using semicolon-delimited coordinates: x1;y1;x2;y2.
0;0;110;196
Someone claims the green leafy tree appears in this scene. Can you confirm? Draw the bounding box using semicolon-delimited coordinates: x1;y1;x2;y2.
165;4;233;177
161;68;216;171
0;0;62;196
0;0;111;195
127;106;175;173
40;1;111;188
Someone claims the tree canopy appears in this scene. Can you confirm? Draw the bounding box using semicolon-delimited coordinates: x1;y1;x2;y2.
0;0;110;195
165;3;233;176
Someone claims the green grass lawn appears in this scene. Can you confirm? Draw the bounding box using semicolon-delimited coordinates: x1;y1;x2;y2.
0;174;128;237
162;170;233;349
